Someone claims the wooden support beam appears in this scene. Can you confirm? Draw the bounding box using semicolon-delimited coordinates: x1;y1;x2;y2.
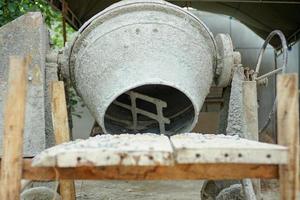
243;81;259;141
277;74;299;200
51;81;75;200
0;56;28;199
18;159;279;180
243;81;261;200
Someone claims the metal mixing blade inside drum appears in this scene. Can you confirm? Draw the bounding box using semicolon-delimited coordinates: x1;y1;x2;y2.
105;85;195;135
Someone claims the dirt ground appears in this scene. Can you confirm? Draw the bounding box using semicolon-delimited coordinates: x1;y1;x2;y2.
74;180;281;200
75;181;204;200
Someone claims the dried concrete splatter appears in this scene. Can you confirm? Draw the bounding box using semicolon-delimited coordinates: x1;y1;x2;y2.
226;66;246;136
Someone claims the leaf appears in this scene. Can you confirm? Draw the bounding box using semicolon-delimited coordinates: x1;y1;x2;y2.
7;2;16;13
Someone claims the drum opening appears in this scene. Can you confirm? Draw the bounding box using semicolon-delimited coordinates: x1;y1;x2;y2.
104;84;195;135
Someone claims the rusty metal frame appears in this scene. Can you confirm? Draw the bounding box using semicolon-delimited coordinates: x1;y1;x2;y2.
113;91;170;135
47;0;82;30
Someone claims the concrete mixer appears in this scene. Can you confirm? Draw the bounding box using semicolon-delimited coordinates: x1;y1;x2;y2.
60;0;240;136
0;0;295;199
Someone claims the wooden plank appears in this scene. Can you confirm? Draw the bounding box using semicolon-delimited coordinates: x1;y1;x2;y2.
171;133;287;164
51;81;75;200
33;133;287;168
51;81;72;145
243;81;259;141
243;81;261;200
20;159;279;180
0;56;28;199
32;134;174;167
277;74;299;200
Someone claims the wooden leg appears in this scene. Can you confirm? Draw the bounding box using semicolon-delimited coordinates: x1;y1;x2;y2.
51;81;76;200
243;81;261;200
277;74;299;200
0;56;28;199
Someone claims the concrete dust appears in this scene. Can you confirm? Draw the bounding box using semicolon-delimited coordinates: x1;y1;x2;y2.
75;181;204;200
72;180;284;200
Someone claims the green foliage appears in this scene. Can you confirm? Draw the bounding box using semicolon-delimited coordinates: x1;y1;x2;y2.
0;0;75;48
0;0;34;26
68;87;85;118
1;0;81;117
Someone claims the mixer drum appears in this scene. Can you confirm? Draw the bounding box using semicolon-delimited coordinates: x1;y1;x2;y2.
69;0;217;135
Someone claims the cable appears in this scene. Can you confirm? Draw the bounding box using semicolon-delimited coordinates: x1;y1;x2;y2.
256;30;288;136
255;30;288;78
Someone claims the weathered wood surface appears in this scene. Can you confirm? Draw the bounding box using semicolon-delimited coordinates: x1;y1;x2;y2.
32;134;173;167
32;133;288;168
21;159;278;180
51;81;72;148
277;74;299;200
0;56;28;199
243;81;259;141
242;81;261;200
51;81;75;200
171;133;287;164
